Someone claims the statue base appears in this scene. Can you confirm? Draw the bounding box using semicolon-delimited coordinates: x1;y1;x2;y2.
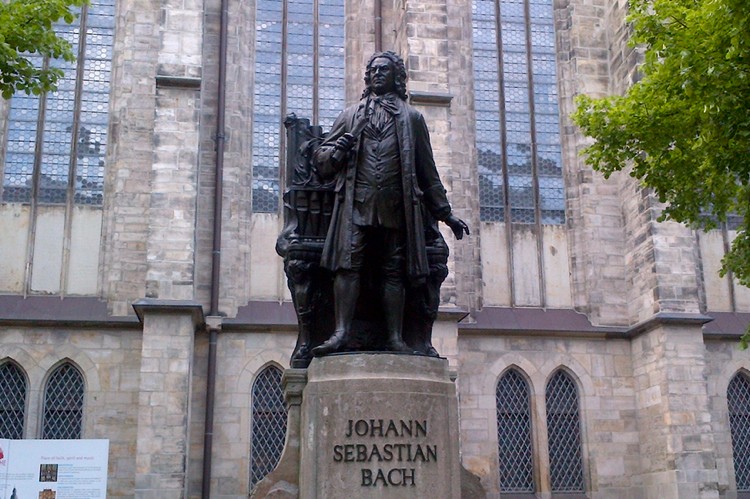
251;353;465;498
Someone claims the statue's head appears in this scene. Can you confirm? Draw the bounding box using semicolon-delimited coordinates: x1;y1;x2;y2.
362;51;408;101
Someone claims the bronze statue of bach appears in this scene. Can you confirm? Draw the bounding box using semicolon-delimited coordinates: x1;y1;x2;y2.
310;51;469;356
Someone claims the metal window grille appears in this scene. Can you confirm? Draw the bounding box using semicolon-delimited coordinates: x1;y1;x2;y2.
472;0;565;224
728;373;750;490
0;362;27;439
1;0;115;205
41;363;85;439
251;0;345;213
496;369;535;492
546;370;584;492
249;366;288;488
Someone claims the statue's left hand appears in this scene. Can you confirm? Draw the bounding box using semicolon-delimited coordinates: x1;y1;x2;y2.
444;214;470;240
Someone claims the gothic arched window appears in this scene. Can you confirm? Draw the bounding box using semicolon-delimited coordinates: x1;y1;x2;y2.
251;0;346;213
0;361;27;439
496;368;535;492
472;0;564;225
546;370;585;493
728;372;750;491
41;362;85;439
249;365;288;489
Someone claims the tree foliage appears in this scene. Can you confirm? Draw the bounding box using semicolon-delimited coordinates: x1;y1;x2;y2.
0;0;86;99
572;0;750;337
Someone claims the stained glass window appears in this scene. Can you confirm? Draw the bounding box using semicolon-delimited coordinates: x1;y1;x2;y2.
496;369;535;492
251;0;345;213
0;361;27;439
41;363;85;439
546;370;585;493
729;372;750;491
249;365;288;488
472;0;564;224
1;0;115;205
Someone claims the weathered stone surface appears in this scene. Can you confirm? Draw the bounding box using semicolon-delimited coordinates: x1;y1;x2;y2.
632;324;720;498
4;0;750;498
460;464;485;499
133;301;202;498
300;354;462;498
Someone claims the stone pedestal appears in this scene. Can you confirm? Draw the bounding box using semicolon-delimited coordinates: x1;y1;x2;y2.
299;353;461;498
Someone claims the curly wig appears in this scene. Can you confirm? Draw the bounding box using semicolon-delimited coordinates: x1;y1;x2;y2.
362;51;408;101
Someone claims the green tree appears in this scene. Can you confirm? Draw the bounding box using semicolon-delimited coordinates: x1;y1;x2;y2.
0;0;86;99
572;0;750;340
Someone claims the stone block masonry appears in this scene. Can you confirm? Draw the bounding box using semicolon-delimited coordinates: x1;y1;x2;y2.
133;300;203;498
299;354;462;498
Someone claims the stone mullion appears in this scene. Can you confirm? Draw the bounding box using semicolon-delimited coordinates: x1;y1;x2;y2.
534;389;552;495
0;94;10;180
61;4;90;296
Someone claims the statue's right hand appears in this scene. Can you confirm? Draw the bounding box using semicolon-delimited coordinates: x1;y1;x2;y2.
334;133;356;153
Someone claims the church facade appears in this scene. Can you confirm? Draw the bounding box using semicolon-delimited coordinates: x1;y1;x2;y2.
1;0;749;497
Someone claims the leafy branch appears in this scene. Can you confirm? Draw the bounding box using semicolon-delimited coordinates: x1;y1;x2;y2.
0;0;87;99
572;0;750;344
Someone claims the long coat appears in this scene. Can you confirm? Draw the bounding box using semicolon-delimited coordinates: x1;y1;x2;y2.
314;96;453;280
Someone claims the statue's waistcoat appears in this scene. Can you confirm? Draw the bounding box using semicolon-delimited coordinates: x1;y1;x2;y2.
353;117;404;229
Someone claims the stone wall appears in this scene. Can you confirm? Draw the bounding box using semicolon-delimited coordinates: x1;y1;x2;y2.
632;324;720;498
2;320;750;497
456;333;641;498
146;87;201;301
100;0;161;315
191;329;296;497
195;0;257;315
5;0;750;497
0;327;142;497
0;308;290;499
604;0;702;325
705;339;750;497
555;0;630;326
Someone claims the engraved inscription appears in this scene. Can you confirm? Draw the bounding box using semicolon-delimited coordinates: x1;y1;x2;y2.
331;418;437;488
344;419;428;438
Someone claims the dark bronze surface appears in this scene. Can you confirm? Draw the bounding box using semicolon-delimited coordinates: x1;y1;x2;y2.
276;52;469;367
